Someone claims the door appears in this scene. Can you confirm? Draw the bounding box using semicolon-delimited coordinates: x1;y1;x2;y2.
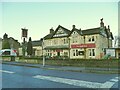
118;53;120;59
57;52;60;56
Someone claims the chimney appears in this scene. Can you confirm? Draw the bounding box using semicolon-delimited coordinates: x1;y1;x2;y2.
72;25;76;29
108;25;110;32
3;33;8;39
100;18;104;27
104;26;107;30
50;27;54;34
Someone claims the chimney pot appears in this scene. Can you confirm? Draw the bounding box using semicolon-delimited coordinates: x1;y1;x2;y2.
108;25;110;29
50;27;54;34
100;18;104;27
108;25;110;32
72;25;76;29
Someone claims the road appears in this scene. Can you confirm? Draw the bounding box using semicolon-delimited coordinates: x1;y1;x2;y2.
1;64;119;89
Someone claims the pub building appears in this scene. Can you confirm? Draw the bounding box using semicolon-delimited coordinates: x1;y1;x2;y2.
43;19;114;59
43;25;70;58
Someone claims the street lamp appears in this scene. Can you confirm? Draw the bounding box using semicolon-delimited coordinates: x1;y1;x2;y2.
42;38;45;67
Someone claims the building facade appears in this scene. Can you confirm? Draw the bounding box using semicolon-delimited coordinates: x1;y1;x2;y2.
43;25;70;58
43;19;114;59
19;40;43;56
0;38;2;50
2;33;20;54
32;40;42;56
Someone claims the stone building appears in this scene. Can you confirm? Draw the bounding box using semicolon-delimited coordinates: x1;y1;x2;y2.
43;26;70;58
43;19;113;59
32;40;42;56
2;33;20;54
0;38;2;50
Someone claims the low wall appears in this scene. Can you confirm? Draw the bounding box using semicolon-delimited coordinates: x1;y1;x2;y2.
1;56;120;68
16;57;120;68
1;56;19;61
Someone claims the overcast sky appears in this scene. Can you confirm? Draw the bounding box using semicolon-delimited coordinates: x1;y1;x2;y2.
0;1;119;43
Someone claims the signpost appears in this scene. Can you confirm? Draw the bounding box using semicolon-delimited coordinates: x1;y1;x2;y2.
21;28;28;56
42;38;45;67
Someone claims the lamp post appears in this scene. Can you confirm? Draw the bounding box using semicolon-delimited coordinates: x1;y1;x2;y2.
42;38;45;67
68;37;70;59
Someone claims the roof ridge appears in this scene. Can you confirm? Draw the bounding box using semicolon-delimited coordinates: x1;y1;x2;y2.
82;27;100;31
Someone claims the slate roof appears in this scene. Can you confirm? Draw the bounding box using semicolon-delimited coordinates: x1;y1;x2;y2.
44;33;54;39
82;27;101;35
69;28;82;36
52;25;71;37
44;25;114;40
110;32;114;40
44;25;71;39
32;40;42;46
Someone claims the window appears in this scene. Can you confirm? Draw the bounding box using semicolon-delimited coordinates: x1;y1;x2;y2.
72;37;75;43
88;36;95;42
92;49;95;56
76;50;78;56
63;38;68;44
72;35;78;43
54;40;56;44
73;50;75;56
64;52;68;56
89;49;95;56
73;49;85;56
88;37;91;42
66;39;68;43
92;36;94;41
79;51;84;55
75;36;78;43
89;49;92;56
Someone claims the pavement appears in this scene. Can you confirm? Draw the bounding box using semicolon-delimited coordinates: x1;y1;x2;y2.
2;61;119;74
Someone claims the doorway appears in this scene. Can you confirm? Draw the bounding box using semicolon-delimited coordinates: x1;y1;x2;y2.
118;53;120;59
57;52;60;56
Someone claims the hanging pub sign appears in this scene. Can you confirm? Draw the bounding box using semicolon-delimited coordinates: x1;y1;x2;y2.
21;28;28;38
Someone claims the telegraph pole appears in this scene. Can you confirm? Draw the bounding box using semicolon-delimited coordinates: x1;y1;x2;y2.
42;38;45;67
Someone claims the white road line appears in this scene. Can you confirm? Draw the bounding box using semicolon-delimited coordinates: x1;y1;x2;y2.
101;77;119;88
0;70;15;74
33;75;119;88
33;75;102;88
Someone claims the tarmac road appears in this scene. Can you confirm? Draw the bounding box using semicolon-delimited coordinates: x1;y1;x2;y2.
1;63;119;89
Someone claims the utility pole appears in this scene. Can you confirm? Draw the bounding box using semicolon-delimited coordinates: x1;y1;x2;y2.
42;38;45;67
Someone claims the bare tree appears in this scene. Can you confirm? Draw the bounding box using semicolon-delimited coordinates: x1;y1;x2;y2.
114;36;120;48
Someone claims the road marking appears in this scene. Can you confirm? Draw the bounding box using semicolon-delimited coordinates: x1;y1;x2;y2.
33;75;119;88
33;75;102;88
0;70;15;74
101;77;119;88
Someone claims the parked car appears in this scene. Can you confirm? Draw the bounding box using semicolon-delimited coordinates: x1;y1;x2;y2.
0;49;17;56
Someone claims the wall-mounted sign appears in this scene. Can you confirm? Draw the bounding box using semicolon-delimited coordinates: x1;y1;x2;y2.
106;49;115;57
71;43;96;48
